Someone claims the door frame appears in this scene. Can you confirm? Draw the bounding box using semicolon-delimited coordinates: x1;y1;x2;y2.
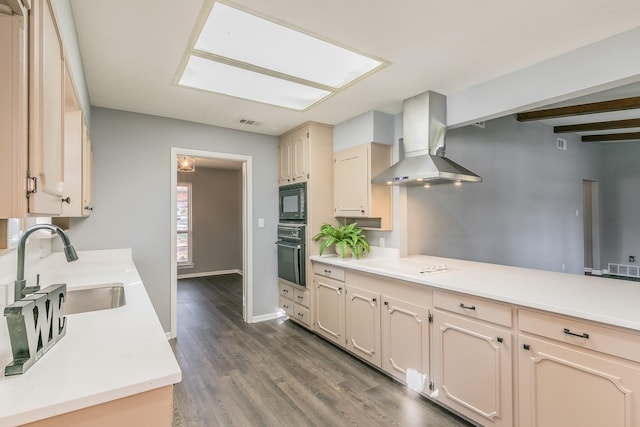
170;147;253;338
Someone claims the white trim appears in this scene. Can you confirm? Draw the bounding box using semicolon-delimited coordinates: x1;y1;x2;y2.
592;270;603;276
165;332;172;340
170;147;253;338
251;312;283;323
177;269;242;279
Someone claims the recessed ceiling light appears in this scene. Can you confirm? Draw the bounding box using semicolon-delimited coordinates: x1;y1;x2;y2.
175;0;387;110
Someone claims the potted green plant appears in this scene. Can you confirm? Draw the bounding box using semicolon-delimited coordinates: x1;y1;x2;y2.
312;222;371;259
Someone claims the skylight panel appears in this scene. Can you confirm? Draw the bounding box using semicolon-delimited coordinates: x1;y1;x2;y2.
176;1;387;110
194;2;383;89
179;56;331;110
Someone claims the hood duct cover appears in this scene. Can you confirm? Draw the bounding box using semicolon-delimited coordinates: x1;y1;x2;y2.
372;91;482;186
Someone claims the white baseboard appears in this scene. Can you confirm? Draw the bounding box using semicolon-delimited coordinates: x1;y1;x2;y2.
249;311;283;323
591;269;603;276
177;269;243;279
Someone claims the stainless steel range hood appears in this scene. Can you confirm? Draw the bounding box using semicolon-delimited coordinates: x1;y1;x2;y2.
372;91;482;186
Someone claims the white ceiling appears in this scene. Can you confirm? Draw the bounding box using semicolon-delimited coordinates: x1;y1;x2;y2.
70;0;640;136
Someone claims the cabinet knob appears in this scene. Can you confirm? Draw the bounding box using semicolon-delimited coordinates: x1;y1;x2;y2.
523;344;530;351
372;298;377;302
61;196;71;204
496;337;503;343
384;301;389;306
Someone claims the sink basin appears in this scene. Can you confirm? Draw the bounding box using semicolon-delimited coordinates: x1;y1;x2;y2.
63;283;126;315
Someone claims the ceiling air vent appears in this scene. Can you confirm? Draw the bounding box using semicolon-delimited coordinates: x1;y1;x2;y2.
239;119;261;126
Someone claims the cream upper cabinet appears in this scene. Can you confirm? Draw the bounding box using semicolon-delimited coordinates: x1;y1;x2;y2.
0;5;29;219
381;295;430;382
314;271;345;347
345;284;381;367
518;309;640;427
333;142;392;230
28;0;66;214
278;127;309;185
60;67;92;217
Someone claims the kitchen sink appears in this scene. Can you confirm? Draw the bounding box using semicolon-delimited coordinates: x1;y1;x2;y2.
63;283;126;315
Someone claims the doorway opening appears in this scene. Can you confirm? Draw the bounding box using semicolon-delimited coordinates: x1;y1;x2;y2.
170;148;253;338
583;180;601;275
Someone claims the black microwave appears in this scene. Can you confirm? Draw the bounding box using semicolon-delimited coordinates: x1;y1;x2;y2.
279;182;306;222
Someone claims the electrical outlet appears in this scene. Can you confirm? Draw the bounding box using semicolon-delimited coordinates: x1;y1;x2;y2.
557;138;567;150
630;256;636;263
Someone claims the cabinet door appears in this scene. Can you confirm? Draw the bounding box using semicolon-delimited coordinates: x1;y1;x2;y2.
334;144;369;217
278;136;292;185
82;130;93;214
432;310;513;427
345;285;381;367
0;9;28;219
29;0;65;214
519;334;640;427
60;108;82;217
314;275;345;347
291;127;308;182
381;295;429;382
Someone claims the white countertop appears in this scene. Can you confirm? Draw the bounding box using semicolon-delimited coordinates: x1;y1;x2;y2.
0;249;182;427
311;253;640;332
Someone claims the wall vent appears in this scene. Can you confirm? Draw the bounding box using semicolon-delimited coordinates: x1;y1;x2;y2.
608;263;640;278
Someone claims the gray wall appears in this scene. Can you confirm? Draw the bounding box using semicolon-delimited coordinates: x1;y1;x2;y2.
178;167;242;275
65;108;279;332
407;115;601;274
600;142;640;266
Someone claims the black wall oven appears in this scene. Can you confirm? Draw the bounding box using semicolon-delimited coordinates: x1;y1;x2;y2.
279;182;306;222
275;224;306;287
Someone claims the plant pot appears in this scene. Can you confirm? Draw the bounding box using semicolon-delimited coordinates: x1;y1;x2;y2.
338;245;352;259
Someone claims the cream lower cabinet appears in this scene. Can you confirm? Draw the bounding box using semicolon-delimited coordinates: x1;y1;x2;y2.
432;310;513;427
431;290;513;426
314;273;345;347
345;285;381;367
381;295;430;382
518;309;640;427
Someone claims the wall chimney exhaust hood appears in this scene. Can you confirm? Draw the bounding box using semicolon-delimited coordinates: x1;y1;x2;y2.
371;91;482;186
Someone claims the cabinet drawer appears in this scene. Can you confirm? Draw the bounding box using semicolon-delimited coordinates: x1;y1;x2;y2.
293;304;311;327
312;263;345;282
279;282;294;299
519;309;640;363
434;290;512;327
279;296;293;316
293;288;310;308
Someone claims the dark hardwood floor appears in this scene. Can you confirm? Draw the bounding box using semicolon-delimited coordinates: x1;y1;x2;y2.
171;275;473;427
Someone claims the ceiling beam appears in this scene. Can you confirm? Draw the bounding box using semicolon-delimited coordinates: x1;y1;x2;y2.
582;132;640;142
554;118;640;133
517;96;640;121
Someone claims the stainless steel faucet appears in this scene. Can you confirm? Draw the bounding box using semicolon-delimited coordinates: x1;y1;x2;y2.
14;224;79;301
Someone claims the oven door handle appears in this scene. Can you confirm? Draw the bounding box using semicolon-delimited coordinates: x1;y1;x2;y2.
275;240;302;249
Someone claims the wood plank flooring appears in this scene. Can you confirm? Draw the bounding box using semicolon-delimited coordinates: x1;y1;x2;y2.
171;275;473;427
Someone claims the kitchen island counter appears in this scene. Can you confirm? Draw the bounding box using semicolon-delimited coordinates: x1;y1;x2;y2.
311;253;640;332
0;249;181;426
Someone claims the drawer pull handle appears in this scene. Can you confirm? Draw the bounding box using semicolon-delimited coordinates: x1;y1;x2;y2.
384;301;389;306
563;328;589;339
496;337;503;343
523;344;530;351
372;298;377;302
297;295;303;299
459;303;476;310
324;269;332;274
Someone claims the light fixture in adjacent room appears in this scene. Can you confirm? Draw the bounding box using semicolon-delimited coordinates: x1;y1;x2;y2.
177;156;196;173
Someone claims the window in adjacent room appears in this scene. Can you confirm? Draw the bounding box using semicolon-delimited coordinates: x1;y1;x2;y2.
177;182;193;266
